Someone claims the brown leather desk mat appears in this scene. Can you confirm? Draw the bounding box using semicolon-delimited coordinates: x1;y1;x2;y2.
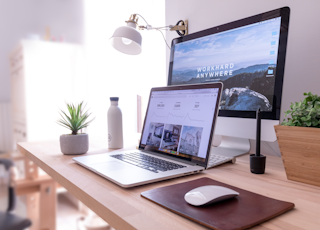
141;177;294;230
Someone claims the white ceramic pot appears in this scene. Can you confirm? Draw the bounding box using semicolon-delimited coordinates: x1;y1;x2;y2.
60;133;89;155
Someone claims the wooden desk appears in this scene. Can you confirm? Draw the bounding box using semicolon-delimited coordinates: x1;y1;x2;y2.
17;140;320;230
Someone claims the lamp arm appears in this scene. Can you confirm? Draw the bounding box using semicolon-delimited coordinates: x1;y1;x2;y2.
123;14;188;50
133;14;187;35
134;14;167;31
134;14;171;49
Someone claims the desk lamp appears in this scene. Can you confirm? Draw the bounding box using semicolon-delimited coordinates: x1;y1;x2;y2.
110;14;188;55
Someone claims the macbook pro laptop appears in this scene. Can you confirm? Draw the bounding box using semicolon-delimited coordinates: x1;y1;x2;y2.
73;82;223;187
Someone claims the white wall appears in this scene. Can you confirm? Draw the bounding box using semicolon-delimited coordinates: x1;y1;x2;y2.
0;0;84;102
84;0;166;146
0;0;165;148
165;0;320;156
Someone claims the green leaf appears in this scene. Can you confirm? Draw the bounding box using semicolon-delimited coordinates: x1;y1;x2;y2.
57;101;95;134
283;92;320;128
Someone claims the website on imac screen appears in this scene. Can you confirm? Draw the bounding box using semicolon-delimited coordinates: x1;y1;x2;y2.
141;88;219;161
171;17;281;112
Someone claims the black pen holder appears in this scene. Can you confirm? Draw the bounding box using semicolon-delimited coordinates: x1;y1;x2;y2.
250;154;266;174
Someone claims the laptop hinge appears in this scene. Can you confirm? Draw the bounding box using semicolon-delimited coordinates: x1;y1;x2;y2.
141;150;197;166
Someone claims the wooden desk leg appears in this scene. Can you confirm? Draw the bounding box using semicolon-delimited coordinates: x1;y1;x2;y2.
24;158;39;179
39;181;57;230
26;192;40;230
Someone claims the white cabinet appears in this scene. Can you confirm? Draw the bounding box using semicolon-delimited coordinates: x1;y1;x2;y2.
10;40;87;143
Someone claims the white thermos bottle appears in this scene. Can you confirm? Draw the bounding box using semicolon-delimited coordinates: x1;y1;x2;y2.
108;97;123;149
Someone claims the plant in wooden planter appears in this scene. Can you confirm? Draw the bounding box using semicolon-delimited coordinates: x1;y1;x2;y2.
282;92;320;127
275;92;320;187
57;102;94;155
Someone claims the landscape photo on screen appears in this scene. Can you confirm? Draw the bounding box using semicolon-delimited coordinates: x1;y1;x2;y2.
171;17;281;111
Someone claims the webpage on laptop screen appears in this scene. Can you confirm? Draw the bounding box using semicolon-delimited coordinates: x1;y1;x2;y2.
141;88;219;161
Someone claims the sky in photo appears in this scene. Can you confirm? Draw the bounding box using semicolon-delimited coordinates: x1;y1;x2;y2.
173;17;281;71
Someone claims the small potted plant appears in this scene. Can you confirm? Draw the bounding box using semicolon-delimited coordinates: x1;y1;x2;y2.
274;92;320;187
57;102;94;155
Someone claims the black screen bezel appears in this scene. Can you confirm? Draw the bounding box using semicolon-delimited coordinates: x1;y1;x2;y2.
167;7;290;120
139;83;223;168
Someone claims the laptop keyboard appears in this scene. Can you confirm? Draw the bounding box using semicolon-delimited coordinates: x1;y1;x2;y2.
110;152;186;173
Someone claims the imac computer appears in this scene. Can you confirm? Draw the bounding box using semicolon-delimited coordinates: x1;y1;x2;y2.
167;7;290;157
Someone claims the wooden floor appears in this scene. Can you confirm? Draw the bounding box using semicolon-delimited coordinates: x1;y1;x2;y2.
56;193;84;230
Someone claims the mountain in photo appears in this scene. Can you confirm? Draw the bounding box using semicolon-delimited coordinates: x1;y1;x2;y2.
232;64;270;75
220;88;272;111
249;67;276;104
222;71;265;89
171;64;271;85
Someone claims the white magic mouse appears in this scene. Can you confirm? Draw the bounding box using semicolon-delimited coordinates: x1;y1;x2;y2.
184;185;240;206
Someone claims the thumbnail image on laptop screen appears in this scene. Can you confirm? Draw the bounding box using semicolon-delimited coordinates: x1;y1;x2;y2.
140;87;219;162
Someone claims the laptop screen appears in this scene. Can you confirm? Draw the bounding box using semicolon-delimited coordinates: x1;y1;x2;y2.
139;83;222;166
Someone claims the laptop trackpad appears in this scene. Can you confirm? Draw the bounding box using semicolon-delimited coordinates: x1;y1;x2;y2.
92;161;134;172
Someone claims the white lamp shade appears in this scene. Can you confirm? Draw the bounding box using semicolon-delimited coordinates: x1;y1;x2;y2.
110;26;142;55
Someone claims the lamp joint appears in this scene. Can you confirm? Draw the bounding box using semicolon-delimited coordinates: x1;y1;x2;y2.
170;20;188;35
125;14;139;25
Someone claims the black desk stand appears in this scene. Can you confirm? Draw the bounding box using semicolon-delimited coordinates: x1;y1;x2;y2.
250;109;266;174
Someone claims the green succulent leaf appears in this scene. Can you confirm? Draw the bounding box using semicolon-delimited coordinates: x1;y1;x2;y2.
281;92;320;128
57;101;95;135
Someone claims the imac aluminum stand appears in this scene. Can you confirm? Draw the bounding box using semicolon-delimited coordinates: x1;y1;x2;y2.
211;136;250;158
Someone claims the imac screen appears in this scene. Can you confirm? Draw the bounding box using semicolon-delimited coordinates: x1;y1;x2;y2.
171;17;280;111
168;7;290;119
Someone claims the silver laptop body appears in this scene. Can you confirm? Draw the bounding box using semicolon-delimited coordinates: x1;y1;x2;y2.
73;83;223;188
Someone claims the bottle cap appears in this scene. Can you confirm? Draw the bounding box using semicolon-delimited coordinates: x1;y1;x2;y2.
110;97;119;101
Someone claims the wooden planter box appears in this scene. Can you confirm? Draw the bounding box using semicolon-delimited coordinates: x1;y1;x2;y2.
274;125;320;187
